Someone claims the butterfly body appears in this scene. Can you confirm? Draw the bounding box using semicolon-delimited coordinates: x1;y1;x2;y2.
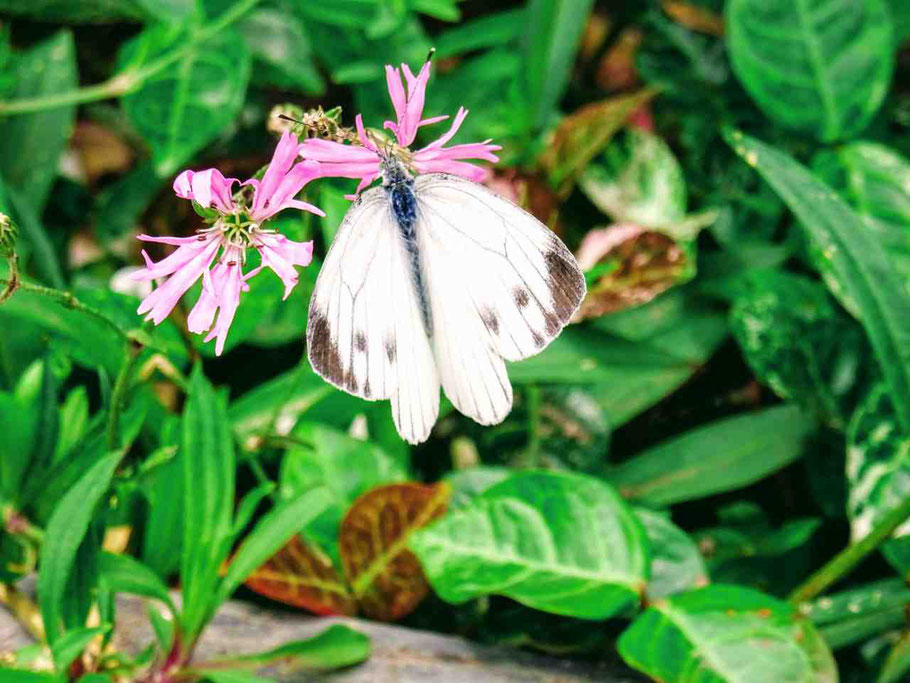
307;170;586;444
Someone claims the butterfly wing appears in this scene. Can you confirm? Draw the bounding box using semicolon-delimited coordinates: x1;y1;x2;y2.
415;173;586;426
306;188;440;444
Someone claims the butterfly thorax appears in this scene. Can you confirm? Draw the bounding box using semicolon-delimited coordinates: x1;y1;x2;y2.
380;155;431;334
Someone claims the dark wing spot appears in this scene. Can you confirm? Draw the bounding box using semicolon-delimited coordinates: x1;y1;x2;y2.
513;287;530;308
480;308;499;335
355;331;367;352
385;337;397;363
545;246;585;322
308;310;345;384
531;331;545;348
543;310;560;336
364;378;372;398
345;371;359;393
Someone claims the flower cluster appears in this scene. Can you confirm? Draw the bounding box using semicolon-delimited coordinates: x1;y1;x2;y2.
135;57;499;354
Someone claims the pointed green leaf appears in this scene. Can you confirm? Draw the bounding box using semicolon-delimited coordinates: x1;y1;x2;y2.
98;551;176;614
50;624;109;673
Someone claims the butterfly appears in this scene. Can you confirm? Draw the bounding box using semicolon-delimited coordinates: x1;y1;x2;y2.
306;154;586;444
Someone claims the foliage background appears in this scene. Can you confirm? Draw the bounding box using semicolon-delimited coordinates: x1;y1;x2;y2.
0;0;908;681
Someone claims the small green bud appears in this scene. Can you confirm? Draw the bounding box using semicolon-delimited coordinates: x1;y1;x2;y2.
0;212;18;258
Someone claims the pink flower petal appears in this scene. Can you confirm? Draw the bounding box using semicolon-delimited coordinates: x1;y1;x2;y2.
204;263;244;356
299;138;379;164
252;131;300;216
132;240;209;282
385;64;407;126
412;159;491;182
355;115;378;152
191;169;215;208
420;107;469;150
173;170;194;198
187;266;221;334
138;233;209;246
137;237;221;325
251;161;321;222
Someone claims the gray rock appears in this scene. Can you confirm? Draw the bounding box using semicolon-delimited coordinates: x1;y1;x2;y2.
0;578;644;682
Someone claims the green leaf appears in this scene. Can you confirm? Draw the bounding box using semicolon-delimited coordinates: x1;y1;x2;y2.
635;508;708;601
119;24;251;176
216;487;332;608
579;128;687;230
0;178;64;288
54;386;90;464
0;671;63;683
730;270;874;429
38;450;123;645
97;551;176;614
813;142;910;302
410;470;649;620
727;0;894;141
93;163;165;241
725;130;910;433
607;405;814;506
0;30;77;211
618;585;837;682
197;624;370;673
180;366;235;641
0;390;36;500
0;286;127;376
804;578;910;649
238;7;324;94
435;8;524;57
846;384;910;574
443;466;511;510
522;0;595;130
879;631;910;683
50;624;109;673
279;422;407;562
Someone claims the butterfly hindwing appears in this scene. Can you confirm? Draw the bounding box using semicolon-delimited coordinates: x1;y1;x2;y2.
306;188;439;444
415;173;586;425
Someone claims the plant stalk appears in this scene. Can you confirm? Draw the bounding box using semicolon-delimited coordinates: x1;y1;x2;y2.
0;0;262;116
789;496;910;604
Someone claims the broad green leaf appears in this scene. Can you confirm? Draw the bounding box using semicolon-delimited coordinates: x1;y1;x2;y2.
618;585;837;682
607;405;814;506
238;7;324;94
846;384;910;574
410;471;649;620
97;551;176;614
180;366;235;641
54;386;89;464
279;422;407;561
435;8;524;57
804;578;910;649
727;0;894;141
725;130;910;433
443;466;511;510
0;391;36;499
197;624;370;673
140;440;181;578
635;508;708;601
38;450;123;645
0;179;64;288
731;270;874;429
0;30;77;211
580;128;687;229
216;487;332;607
0;671;63;683
93;163;164;241
0;284;127;376
50;624;109;673
813;142;910;302
522;0;595;130
119;24;251;176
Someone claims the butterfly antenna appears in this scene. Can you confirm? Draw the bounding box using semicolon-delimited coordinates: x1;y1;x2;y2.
426;47;436;63
278;113;304;124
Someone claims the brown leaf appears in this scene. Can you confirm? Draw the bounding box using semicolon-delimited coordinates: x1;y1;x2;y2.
573;225;691;320
70;121;135;184
340;483;449;621
540;89;657;197
661;0;725;36
244;536;357;616
596;27;644;91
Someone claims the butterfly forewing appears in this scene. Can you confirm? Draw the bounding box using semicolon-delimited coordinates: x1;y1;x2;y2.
306;188;440;444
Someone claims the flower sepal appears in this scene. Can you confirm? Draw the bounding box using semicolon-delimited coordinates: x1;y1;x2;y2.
191;200;222;221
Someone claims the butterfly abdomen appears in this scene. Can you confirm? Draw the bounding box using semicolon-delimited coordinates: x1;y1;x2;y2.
388;180;433;335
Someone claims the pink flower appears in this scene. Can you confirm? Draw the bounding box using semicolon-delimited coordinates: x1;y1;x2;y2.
134;132;319;355
299;59;501;194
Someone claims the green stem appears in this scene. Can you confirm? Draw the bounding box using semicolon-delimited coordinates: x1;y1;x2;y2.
107;346;142;450
789;496;910;604
0;0;262;116
0;253;19;305
0;279;131;342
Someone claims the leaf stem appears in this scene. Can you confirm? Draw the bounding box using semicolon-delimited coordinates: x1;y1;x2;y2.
789;496;910;604
0;0;263;116
107;345;143;450
0;278;131;342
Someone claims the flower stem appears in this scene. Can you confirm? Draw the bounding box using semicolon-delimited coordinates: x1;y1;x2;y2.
0;0;263;116
0;253;19;305
0;279;131;342
789;495;910;604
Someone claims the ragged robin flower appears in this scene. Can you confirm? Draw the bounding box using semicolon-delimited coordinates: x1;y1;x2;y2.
298;57;501;194
133;131;322;355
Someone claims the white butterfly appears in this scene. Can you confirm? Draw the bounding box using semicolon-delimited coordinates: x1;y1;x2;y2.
307;157;586;444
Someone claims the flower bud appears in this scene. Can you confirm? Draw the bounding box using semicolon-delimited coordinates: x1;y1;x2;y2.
0;212;17;258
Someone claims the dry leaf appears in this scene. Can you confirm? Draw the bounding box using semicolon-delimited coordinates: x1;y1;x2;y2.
244;536;357;616
340;483;449;621
662;0;725;36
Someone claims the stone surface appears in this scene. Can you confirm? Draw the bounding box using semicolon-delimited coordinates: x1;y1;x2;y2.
0;579;644;682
